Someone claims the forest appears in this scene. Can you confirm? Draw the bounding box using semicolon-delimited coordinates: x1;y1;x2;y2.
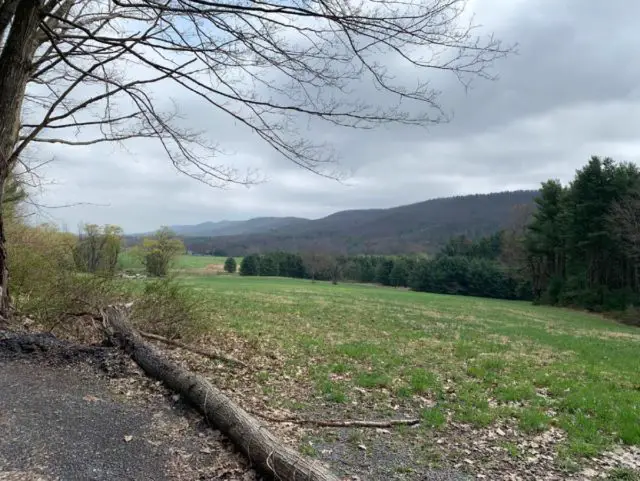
526;156;640;315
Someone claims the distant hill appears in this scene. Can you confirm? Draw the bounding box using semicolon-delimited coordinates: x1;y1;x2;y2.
169;217;308;237
174;190;539;256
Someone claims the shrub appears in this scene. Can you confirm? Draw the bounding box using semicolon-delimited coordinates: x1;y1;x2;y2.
6;212;128;335
130;276;205;340
614;306;640;327
8;221;76;301
409;255;526;300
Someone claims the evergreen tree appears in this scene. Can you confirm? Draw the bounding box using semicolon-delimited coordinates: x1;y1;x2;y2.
375;258;394;285
223;256;237;273
258;254;279;276
280;253;305;278
524;156;640;310
389;259;408;287
239;254;260;276
525;179;566;302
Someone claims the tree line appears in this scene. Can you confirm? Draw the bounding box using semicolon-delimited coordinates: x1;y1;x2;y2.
27;155;640;322
236;232;532;301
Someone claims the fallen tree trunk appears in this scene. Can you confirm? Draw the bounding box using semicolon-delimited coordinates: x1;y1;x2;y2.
138;330;247;368
101;306;340;481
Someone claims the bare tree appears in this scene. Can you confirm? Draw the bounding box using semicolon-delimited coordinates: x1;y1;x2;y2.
301;251;331;282
0;0;511;318
73;223;123;274
499;203;534;272
609;188;640;290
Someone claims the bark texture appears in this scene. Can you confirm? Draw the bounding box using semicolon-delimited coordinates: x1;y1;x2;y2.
0;0;42;320
102;306;341;481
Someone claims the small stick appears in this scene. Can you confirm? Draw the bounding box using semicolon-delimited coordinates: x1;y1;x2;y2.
139;330;247;368
252;411;420;428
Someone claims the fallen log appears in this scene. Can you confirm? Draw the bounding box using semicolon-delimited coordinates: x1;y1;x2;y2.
101;306;340;481
138;330;247;368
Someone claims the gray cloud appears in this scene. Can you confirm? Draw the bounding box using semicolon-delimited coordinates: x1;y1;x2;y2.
32;0;640;233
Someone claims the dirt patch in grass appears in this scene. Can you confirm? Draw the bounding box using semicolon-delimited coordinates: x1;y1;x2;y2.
574;329;640;341
204;263;226;272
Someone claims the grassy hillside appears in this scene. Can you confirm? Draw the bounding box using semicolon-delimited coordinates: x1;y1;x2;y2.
176;275;639;477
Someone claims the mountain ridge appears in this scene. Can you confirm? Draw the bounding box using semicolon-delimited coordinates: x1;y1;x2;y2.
166;190;539;256
168;216;308;237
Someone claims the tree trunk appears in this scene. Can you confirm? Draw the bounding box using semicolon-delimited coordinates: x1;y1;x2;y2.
102;307;340;481
0;0;20;42
0;204;9;324
0;0;42;321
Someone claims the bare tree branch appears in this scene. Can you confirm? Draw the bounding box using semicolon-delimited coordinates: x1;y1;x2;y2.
8;0;511;187
0;0;512;317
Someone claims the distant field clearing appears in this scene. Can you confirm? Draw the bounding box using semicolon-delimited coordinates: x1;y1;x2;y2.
118;252;242;271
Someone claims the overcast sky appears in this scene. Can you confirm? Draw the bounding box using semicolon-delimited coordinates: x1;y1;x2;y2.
33;0;640;233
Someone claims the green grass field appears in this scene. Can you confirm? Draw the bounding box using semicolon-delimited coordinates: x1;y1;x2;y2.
178;275;640;469
118;252;241;271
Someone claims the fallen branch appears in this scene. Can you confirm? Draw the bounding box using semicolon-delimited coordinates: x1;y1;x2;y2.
252;412;421;428
102;306;340;481
138;330;247;368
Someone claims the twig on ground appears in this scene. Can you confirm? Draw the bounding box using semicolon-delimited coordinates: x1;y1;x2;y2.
139;330;247;368
250;411;420;428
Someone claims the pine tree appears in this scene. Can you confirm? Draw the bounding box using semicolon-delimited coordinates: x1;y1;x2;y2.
524;156;640;310
239;254;260;276
389;259;408;287
223;256;237;273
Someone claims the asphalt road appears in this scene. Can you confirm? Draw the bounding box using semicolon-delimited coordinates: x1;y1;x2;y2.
0;359;182;480
0;347;257;481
